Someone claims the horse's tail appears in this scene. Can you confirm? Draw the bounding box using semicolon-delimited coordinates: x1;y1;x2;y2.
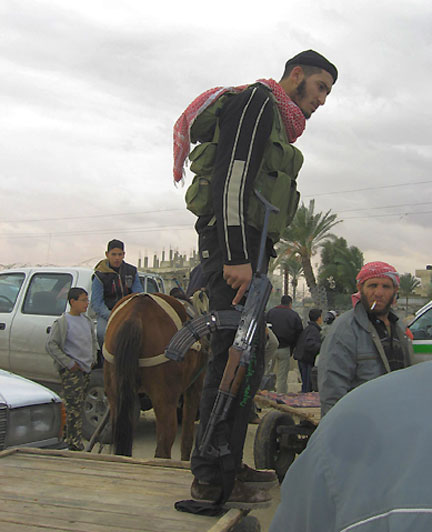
112;316;142;456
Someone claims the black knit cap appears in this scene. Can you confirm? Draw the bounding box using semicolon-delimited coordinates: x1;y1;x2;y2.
285;49;338;83
107;239;124;251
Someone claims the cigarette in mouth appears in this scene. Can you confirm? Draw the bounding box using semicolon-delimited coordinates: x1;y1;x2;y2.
370;301;377;310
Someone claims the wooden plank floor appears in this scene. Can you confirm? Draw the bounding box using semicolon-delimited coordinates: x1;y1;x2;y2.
0;448;242;532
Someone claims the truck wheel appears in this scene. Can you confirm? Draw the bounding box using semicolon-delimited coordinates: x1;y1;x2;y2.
82;369;112;444
253;410;296;483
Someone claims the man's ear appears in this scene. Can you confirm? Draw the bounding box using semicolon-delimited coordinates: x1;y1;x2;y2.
105;251;109;259
290;65;305;85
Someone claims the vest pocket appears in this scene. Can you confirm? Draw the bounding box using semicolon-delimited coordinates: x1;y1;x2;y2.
185;176;212;216
249;171;299;239
269;171;299;230
189;142;218;174
186;142;218;216
264;141;303;177
265;141;286;170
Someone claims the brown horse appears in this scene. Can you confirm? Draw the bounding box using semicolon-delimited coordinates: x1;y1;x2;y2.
103;292;207;460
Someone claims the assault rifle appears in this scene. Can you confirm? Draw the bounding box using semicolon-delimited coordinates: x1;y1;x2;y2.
198;191;279;459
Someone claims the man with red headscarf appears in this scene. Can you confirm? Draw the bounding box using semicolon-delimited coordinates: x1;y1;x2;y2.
318;261;413;416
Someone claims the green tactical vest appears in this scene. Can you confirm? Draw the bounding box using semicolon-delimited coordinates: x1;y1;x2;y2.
185;87;304;244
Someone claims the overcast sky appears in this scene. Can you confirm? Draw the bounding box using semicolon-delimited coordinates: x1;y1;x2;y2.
1;0;431;281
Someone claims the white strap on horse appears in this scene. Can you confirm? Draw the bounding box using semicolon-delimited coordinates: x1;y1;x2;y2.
102;293;201;367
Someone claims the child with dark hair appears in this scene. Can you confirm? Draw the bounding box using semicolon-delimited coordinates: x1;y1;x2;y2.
46;287;98;450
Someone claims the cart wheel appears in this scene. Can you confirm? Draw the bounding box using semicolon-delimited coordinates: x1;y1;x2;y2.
253;410;296;483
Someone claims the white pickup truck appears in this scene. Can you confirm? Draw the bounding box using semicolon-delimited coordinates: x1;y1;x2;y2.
0;266;165;441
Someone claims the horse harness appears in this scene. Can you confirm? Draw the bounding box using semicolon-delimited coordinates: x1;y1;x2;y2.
102;293;202;368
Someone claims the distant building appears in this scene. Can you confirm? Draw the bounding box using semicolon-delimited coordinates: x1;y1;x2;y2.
138;249;200;293
414;266;432;297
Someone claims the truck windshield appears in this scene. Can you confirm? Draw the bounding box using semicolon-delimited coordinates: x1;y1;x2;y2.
0;273;25;313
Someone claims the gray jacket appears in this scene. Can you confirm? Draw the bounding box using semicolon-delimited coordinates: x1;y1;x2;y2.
318;302;413;416
270;362;432;532
45;313;98;371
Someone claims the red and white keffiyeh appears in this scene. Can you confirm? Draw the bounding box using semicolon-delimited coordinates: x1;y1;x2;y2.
172;79;306;183
356;261;400;287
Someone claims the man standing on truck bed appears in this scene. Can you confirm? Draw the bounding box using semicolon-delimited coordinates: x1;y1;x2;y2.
91;239;142;347
173;50;338;509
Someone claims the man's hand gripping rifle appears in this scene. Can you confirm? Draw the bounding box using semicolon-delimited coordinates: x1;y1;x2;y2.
198;191;279;459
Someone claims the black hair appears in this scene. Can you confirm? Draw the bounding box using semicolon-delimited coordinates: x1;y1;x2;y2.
68;287;88;303
107;239;124;251
309;308;322;322
281;63;323;80
281;295;293;305
281;50;338;83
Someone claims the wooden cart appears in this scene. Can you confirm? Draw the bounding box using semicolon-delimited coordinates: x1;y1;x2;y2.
253;391;321;482
0;448;254;532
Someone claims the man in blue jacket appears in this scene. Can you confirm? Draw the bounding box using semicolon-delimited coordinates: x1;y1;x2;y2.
91;239;142;347
270;362;432;532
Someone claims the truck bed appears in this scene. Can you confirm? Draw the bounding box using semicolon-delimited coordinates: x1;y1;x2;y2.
0;448;244;532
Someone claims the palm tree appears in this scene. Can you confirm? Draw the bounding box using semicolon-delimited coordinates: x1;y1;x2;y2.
319;237;364;295
278;254;303;300
399;273;421;313
276;200;341;302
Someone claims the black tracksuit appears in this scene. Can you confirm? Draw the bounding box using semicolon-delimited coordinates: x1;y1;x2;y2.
191;86;274;484
294;321;322;392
